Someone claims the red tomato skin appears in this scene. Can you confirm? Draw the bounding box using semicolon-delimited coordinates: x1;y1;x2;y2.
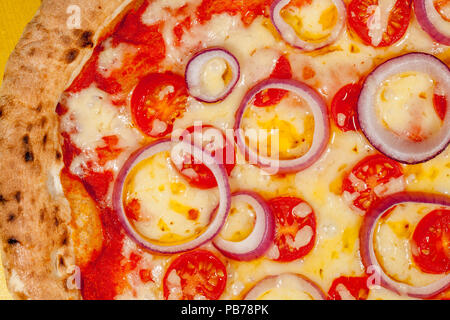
348;0;412;47
412;209;450;274
254;55;293;107
331;83;362;132
433;94;447;121
131;72;188;138
342;154;404;213
163;250;227;300
174;125;236;189
327;276;370;300
196;0;274;26
269;197;317;262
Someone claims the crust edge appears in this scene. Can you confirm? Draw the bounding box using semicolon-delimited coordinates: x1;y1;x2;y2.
0;0;129;299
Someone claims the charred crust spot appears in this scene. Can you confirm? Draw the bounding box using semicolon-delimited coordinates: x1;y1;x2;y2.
59;256;66;267
61;236;68;246
24;151;34;162
0;195;6;204
56;151;62;160
7;213;16;222
43;134;48;146
22;135;30;145
54;216;60;227
40;116;48;127
79;31;94;48
14;192;21;203
40;209;45;222
0;109;3;118
35;103;43;113
7;238;19;245
65;49;79;64
27;47;36;57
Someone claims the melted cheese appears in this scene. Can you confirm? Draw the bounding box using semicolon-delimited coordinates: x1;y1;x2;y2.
61;86;142;179
219;196;256;242
98;39;133;78
201;58;231;96
376;72;442;140
241;93;315;159
62;86;140;151
281;0;338;42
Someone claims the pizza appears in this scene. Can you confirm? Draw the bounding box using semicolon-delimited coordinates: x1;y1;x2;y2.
0;0;449;300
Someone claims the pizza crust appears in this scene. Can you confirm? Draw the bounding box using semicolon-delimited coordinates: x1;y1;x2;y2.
0;0;130;299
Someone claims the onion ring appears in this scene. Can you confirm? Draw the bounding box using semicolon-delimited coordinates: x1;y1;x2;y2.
244;273;326;300
185;48;240;103
414;0;450;45
234;78;330;174
360;192;450;298
270;0;346;51
113;139;231;254
358;53;450;164
213;191;275;261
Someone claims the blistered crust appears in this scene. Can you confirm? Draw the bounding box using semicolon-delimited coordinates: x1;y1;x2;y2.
0;0;128;299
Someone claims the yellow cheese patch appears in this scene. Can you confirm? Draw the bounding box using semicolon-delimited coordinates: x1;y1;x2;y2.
376;72;442;141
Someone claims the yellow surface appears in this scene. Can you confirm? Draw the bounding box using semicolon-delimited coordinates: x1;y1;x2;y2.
0;0;42;300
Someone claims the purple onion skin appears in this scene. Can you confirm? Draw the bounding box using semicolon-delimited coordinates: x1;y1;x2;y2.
414;0;450;46
360;192;450;299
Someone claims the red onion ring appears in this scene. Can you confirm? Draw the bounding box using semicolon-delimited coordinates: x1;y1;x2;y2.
213;191;275;261
185;48;240;103
244;273;326;300
360;192;450;299
414;0;450;45
113;139;231;254
358;53;450;164
234;78;330;174
270;0;346;51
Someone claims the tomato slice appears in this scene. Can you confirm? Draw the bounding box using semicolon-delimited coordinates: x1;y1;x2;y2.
331;83;362;132
268;197;317;262
131;72;188;137
411;209;450;274
163;250;227;300
253;55;293;107
173;125;235;189
327;276;370;300
342;154;404;213
433;94;447;121
348;0;412;47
